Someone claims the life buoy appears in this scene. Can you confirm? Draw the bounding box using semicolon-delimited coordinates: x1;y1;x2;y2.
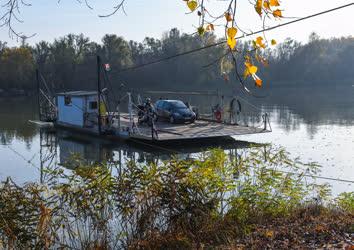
215;110;222;122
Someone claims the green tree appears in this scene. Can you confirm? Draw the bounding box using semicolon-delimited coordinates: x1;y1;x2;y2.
101;34;132;69
0;47;35;90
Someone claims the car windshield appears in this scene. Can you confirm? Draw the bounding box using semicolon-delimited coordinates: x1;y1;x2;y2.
170;101;187;109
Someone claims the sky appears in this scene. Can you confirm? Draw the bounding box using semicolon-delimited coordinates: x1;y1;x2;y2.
0;0;353;46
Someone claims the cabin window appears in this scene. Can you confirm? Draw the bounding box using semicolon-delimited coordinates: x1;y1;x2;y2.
64;95;72;106
89;101;98;110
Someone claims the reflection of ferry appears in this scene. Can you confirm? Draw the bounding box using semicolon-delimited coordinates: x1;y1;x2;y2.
40;129;266;170
36;57;271;144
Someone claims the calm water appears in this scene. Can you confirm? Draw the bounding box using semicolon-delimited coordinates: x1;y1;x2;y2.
0;86;353;195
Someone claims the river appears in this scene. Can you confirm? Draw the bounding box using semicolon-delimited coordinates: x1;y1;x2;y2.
0;85;353;195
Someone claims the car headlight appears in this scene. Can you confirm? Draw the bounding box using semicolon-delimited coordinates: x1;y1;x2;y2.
173;113;181;117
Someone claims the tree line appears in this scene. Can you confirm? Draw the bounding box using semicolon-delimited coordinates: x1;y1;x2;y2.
0;29;353;96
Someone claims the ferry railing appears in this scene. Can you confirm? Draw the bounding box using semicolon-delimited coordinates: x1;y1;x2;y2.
125;92;270;140
223;96;271;129
262;113;272;131
128;92;133;133
194;95;272;132
151;118;159;140
127;92;159;140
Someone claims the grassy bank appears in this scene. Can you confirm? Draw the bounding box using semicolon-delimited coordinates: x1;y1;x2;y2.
0;147;353;249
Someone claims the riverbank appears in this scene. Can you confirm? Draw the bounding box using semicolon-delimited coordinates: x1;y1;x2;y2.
134;207;353;249
0;148;353;249
236;208;353;249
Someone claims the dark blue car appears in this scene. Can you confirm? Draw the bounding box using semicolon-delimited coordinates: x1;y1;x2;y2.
155;100;196;124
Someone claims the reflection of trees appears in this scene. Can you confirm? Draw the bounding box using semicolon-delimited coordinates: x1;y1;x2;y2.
254;85;354;136
269;106;301;133
305;123;319;140
0;97;37;145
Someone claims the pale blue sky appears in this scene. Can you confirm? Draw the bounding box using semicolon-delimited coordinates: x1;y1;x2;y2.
0;0;353;46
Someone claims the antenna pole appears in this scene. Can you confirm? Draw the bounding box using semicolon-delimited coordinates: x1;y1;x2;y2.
97;56;102;135
36;69;41;121
128;92;133;133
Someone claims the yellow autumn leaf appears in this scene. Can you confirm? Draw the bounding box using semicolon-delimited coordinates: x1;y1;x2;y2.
224;12;233;22
197;26;205;36
187;0;198;12
263;1;270;10
255;36;266;48
245;61;253;68
255;0;263;16
255;78;263;88
243;68;250;78
271;39;277;45
245;61;258;75
227;27;237;38
249;65;258;74
272;9;282;17
269;0;280;7
227;37;237;49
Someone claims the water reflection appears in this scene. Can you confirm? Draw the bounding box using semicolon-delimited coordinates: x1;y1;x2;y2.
260;86;354;130
39;128;264;175
0;97;38;147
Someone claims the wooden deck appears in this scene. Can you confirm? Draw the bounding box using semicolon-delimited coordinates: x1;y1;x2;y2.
119;115;270;141
46;114;270;143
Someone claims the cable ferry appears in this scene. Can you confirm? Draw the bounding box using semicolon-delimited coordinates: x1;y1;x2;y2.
34;57;271;143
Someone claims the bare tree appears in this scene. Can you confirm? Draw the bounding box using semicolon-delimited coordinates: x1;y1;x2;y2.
0;0;35;39
0;0;127;38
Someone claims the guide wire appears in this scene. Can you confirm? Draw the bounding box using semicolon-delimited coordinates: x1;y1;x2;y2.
5;145;39;170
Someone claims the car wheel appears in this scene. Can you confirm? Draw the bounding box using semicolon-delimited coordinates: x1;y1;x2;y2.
169;116;175;124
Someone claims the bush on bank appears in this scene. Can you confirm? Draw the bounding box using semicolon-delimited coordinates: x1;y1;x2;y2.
0;147;353;249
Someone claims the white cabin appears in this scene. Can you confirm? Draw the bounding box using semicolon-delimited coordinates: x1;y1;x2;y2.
56;91;100;128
